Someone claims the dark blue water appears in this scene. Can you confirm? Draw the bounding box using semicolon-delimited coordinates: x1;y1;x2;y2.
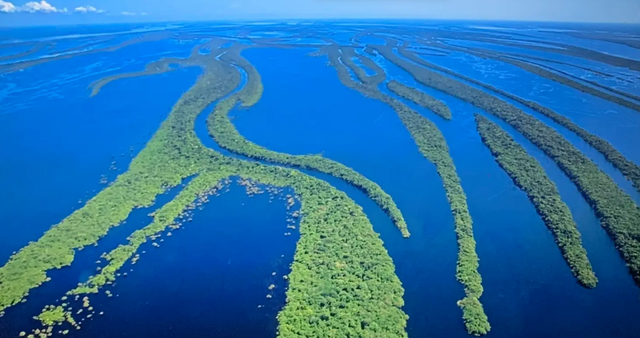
0;176;193;334
224;45;640;338
375;50;640;338
235;47;466;336
399;49;640;203
3;22;640;338
62;182;300;338
0;52;200;262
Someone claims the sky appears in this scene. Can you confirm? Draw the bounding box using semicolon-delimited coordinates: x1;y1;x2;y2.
0;0;639;26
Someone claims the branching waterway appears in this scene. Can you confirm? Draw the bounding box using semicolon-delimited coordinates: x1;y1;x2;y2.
1;21;640;338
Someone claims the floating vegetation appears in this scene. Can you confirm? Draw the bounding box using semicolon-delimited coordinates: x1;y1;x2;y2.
376;42;640;289
319;43;490;336
36;306;66;326
475;114;597;287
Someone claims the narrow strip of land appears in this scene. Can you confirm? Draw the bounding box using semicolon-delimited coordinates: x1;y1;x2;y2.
374;42;640;290
392;41;640;194
319;43;490;336
475;114;597;287
209;44;410;237
3;41;410;338
387;80;452;120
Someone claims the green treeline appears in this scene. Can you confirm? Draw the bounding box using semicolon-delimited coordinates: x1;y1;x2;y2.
374;42;640;289
3;40;410;337
221;44;264;107
320;45;490;336
68;170;235;295
213;45;410;237
0;40;240;312
387;80;452;120
395;43;640;193
475;114;597;287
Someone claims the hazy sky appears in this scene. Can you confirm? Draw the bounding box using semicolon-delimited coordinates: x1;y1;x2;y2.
1;0;639;26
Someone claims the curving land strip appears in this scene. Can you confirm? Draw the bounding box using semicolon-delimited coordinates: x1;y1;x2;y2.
2;40;409;338
207;44;410;237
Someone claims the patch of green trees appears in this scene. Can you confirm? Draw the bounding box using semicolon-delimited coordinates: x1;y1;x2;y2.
0;40;240;312
395;42;640;193
211;45;410;237
376;42;640;289
318;44;490;336
4;40;410;338
339;46;387;85
387;80;452;120
475;114;597;287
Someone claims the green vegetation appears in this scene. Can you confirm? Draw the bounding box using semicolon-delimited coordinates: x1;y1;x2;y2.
210;45;410;237
475;114;597;287
4;40;409;337
36;306;67;326
387;80;452;120
394;42;640;193
68;171;234;295
318;44;490;336
375;42;640;289
0;41;240;313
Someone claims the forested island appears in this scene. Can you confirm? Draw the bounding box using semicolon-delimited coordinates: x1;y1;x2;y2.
475;114;597;287
1;22;639;338
318;43;490;336
373;41;640;290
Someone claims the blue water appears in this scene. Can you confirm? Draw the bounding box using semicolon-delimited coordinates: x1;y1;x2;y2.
234;47;465;336
412;49;640;192
519;57;640;97
445;39;640;79
0;55;200;262
374;50;640;337
2;21;640;338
